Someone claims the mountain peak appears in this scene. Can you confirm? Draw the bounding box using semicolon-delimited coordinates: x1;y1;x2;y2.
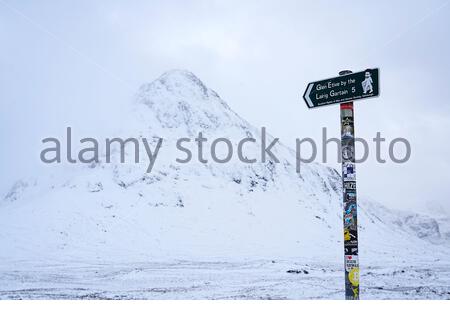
137;69;211;101
159;69;203;83
134;70;246;135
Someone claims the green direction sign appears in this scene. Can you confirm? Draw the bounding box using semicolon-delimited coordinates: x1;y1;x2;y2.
303;69;379;108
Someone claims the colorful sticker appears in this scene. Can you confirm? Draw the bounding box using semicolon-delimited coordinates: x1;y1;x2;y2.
344;181;356;190
344;229;351;241
342;123;354;139
343;162;356;181
345;255;358;270
349;267;359;287
352;286;359;299
345;192;356;202
342;145;354;161
344;228;358;243
345;245;358;255
341;109;353;118
344;216;354;228
345;202;357;214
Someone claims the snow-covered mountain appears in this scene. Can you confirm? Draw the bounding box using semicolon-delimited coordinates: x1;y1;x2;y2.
1;70;449;266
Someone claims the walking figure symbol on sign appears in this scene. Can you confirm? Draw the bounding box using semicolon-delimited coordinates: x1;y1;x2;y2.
362;71;373;94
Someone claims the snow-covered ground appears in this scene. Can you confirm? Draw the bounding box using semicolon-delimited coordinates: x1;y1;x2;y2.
1;259;449;299
1;70;449;299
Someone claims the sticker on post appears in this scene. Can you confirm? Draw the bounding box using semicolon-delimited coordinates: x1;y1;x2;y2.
343;163;356;181
344;181;356;190
345;255;359;272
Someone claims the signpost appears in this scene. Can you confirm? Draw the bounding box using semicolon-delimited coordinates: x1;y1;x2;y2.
303;69;379;300
303;69;379;108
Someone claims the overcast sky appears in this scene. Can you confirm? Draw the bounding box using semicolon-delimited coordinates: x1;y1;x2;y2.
1;0;450;215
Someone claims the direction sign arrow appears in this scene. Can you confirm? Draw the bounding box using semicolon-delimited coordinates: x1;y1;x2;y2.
304;83;314;108
303;69;379;108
